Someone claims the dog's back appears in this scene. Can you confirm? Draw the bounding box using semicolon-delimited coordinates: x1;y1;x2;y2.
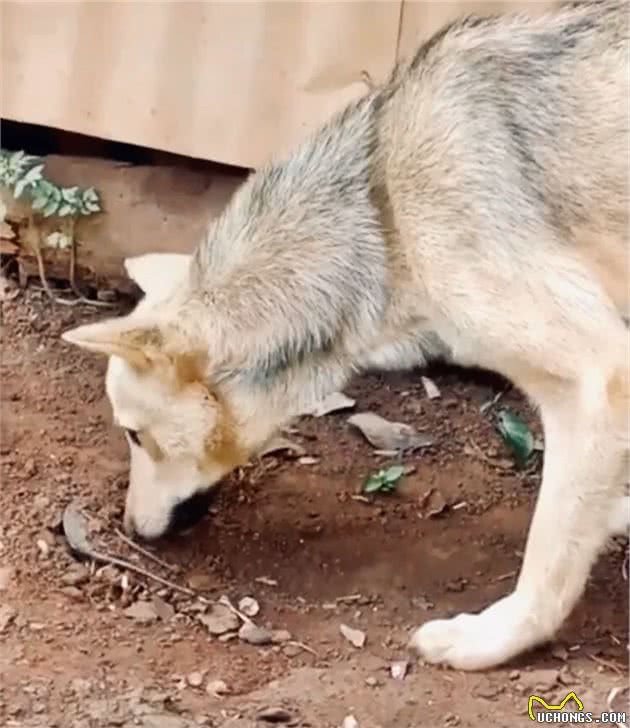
378;0;629;325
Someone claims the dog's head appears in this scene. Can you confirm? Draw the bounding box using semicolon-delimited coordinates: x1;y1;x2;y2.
62;253;246;540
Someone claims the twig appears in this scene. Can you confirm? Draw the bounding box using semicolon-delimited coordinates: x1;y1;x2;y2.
114;527;180;574
586;652;625;675
287;640;318;657
85;546;212;603
494;570;517;583
218;594;254;625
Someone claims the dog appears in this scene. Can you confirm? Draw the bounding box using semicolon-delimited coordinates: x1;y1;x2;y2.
62;0;629;671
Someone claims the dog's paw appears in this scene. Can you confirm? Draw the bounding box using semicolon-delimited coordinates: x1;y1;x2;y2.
409;594;534;671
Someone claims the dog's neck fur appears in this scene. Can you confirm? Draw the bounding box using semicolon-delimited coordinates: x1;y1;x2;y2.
180;92;400;453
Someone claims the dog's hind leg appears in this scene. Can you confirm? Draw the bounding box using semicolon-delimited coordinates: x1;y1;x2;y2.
410;256;628;670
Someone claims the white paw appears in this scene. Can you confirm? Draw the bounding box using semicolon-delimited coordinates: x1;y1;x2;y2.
410;594;538;671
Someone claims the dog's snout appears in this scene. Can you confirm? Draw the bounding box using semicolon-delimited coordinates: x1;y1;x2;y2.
169;490;214;534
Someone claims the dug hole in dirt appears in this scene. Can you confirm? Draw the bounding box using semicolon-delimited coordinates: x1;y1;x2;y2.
1;289;628;728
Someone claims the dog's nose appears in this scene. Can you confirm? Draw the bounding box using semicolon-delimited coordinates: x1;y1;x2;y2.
169;490;214;534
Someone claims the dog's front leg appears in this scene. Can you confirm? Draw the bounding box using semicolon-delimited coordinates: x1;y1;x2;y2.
410;366;627;670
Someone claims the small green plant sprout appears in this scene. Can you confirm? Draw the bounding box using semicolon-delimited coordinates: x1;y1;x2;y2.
0;148;106;305
496;408;535;467
363;464;406;495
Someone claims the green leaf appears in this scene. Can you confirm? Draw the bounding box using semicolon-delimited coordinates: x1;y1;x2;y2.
496;409;534;467
382;464;405;484
57;203;75;217
13;178;29;198
22;163;44;184
362;465;405;495
61;186;80;203
31;195;50;211
42;198;60;217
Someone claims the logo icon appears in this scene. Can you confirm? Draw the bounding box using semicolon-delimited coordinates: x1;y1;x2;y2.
528;691;584;721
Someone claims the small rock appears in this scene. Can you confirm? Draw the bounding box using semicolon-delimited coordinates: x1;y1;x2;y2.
472;681;504;700
187;574;214;591
123;601;159;624
282;643;302;658
390;660;409;680
205;679;229;697
61;565;89;587
0;603;16;632
508;670;520;681
522;668;559;693
36;539;50;557
60;586;83;600
187;671;204;688
271;629;292;644
298;456;319;465
0;565;14;591
339;623;366;649
255;707;292;723
364;676;378;687
152;596;175;622
238;621;272;645
198;604;239;636
237;596;259;617
341;717;359;728
551;645;569;661
218;631;238;643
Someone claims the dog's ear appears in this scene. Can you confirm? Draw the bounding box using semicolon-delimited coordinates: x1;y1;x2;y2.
61;316;165;370
124;253;191;299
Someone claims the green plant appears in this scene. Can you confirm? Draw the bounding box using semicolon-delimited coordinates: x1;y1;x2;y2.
0;148;109;306
0;149;101;220
363;464;405;495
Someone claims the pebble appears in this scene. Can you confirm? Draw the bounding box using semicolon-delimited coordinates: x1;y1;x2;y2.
206;679;229;697
522;668;559;693
341;717;359;728
390;660;409;681
364;676;378;687
187;671;204;688
36;539;50;557
237;596;259;617
61;565;89;586
270;629;292;644
238;621;273;645
282;643;302;658
198;605;239;636
123;601;159;624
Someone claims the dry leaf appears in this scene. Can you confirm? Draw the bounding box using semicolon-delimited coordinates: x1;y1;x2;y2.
340;623;366;648
259;437;305;458
62;502;93;557
308;392;356;417
348;412;432;452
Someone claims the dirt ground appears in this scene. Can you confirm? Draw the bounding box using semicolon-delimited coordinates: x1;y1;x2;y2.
1;289;628;728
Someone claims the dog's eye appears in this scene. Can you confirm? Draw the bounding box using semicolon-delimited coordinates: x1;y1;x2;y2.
125;429;141;446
